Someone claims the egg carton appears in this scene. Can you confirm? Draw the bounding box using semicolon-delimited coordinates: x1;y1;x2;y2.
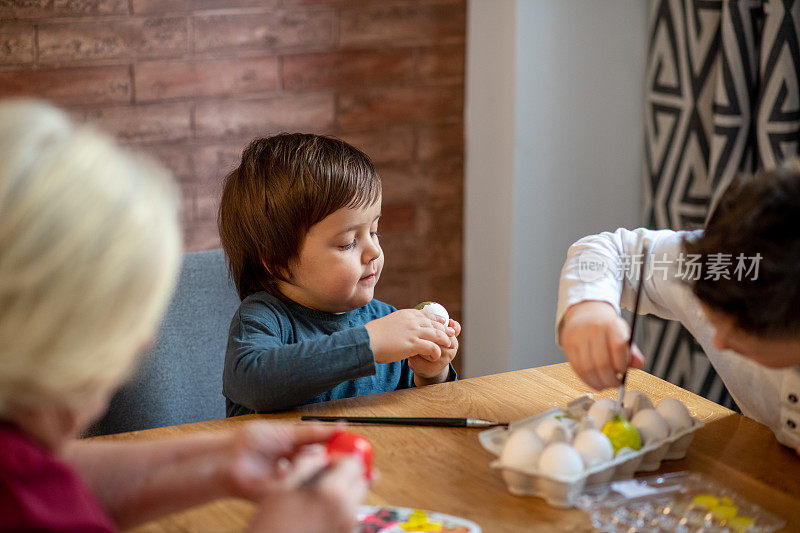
478;397;704;508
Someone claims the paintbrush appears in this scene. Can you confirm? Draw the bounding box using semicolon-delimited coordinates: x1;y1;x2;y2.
615;245;649;414
300;416;508;428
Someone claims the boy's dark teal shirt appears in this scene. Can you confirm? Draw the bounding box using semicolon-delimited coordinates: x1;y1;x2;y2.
223;292;456;416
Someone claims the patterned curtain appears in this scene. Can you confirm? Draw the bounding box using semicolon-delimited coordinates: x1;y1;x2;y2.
642;0;800;409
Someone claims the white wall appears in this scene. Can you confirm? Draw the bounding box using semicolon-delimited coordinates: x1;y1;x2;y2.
464;0;648;377
463;0;517;377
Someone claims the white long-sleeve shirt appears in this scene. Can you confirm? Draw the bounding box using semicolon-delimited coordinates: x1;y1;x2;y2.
556;227;800;450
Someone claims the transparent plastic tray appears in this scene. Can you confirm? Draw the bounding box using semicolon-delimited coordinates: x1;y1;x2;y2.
478;396;704;508
576;471;785;532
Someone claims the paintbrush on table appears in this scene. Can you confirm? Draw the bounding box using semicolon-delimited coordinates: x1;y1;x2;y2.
300;416;508;428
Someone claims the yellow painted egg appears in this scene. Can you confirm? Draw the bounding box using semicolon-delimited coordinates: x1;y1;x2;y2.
602;414;642;454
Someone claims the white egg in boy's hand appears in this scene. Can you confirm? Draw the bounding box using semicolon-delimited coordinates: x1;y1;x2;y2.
415;301;449;323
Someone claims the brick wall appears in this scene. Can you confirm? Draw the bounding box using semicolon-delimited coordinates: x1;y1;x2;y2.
0;0;465;369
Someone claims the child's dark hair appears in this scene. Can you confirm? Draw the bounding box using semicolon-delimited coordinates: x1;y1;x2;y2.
218;133;381;300
683;163;800;339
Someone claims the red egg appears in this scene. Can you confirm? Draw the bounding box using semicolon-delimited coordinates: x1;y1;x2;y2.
326;430;374;479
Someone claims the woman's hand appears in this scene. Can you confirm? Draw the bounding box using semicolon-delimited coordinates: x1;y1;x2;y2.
215;422;342;501
248;446;368;533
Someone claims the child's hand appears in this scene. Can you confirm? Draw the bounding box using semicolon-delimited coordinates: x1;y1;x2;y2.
559;301;644;390
364;309;455;364
409;318;460;385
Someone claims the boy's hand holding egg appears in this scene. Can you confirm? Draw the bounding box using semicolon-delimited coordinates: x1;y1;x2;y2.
364;306;454;364
409;302;460;385
363;301;460;386
415;301;449;323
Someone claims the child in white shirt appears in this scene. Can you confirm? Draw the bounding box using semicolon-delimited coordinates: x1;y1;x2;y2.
557;165;800;453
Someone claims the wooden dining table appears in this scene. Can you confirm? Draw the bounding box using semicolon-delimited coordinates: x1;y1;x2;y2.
96;363;800;532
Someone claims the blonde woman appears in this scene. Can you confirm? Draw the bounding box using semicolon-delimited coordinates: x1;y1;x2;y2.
0;99;367;532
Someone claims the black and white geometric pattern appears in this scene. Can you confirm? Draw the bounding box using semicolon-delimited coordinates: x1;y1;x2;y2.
642;0;800;410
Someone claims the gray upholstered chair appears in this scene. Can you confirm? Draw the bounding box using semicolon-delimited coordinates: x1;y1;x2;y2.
86;249;240;436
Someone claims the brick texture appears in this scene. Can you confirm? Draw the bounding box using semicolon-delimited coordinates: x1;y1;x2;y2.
133;0;278;14
416;121;463;162
38;17;188;63
0;0;128;19
4;0;466;373
135;56;279;101
339;1;465;47
191;144;242;187
0;66;131;104
193;8;335;53
337;126;414;165
282;48;414;90
0;23;34;65
378;164;423;203
380;203;416;233
337;84;463;128
73;103;192;143
417;44;465;81
195;93;335;139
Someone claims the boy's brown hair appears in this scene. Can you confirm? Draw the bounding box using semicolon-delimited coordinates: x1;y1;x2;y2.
683;163;800;339
218;133;381;300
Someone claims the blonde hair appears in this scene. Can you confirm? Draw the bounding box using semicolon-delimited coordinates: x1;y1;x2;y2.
0;99;181;417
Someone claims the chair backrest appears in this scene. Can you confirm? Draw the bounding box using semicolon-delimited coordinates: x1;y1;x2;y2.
87;249;240;436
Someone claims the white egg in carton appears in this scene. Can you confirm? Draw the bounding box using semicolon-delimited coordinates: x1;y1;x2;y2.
478;394;704;508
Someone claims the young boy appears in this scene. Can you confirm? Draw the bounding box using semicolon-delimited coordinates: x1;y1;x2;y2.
218;134;459;416
556;164;800;453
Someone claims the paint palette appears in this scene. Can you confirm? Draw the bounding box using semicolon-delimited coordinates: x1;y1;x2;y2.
355;505;481;533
